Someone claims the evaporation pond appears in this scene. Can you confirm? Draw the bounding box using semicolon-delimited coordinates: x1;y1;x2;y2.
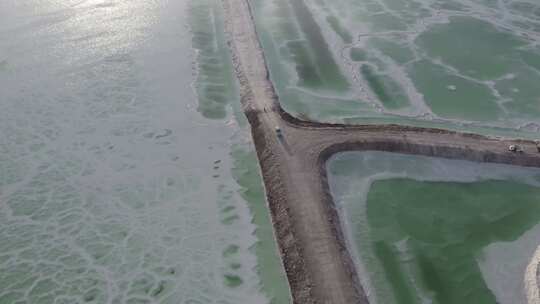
251;0;540;131
328;151;540;304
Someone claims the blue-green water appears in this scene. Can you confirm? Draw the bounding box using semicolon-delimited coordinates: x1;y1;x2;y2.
0;0;288;303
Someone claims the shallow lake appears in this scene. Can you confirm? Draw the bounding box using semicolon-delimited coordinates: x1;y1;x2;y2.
0;0;288;303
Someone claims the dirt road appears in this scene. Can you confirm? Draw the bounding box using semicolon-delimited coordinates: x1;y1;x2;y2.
222;0;540;303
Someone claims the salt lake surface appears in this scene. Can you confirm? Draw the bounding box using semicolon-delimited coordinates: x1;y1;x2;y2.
3;0;540;303
329;152;540;304
250;0;540;134
0;0;288;303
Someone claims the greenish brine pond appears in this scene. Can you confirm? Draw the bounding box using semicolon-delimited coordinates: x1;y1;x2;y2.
0;0;289;303
250;0;540;135
328;152;540;304
249;0;540;302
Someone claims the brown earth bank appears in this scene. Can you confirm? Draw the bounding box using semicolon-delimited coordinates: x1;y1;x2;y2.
221;0;540;303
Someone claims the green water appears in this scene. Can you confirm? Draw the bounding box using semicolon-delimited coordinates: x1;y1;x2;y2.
250;0;540;134
368;179;540;304
190;0;239;120
0;0;290;302
288;0;349;91
361;64;409;110
328;152;540;304
232;146;291;304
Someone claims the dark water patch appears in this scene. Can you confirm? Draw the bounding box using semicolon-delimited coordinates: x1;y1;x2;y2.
83;288;100;302
288;0;349;91
349;48;367;62
360;64;409;109
286;40;325;88
373;241;417;304
222;205;235;213
326;15;353;44
223;245;239;257
189;0;237;119
150;281;166;297
154;129;172;139
222;214;239;225
368;37;414;65
224;274;243;287
408;60;499;121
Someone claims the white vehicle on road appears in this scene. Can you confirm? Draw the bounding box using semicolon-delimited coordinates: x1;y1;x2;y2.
275;126;283;138
509;145;523;153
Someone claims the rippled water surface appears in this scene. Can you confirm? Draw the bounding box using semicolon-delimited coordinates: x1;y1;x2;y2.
251;0;540;134
0;0;288;303
329;152;540;304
